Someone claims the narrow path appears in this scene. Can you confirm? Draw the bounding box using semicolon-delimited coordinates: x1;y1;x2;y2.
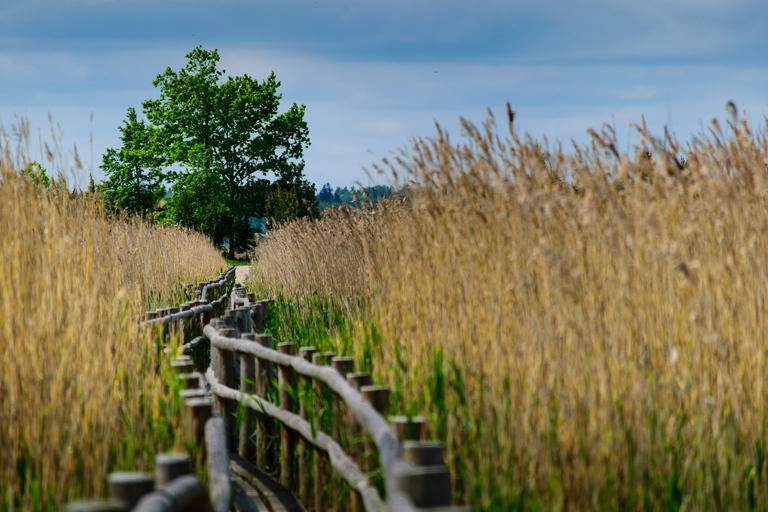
235;265;252;285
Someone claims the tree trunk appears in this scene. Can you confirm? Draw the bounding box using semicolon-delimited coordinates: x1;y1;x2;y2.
229;183;236;260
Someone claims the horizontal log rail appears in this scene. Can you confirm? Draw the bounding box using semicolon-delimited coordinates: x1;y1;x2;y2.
204;323;421;512
204;367;387;511
68;267;237;512
139;267;237;330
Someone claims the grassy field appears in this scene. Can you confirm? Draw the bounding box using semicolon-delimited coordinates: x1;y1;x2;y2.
0;125;226;510
249;107;768;510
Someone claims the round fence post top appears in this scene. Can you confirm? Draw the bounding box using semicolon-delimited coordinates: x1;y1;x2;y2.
219;327;238;338
277;342;298;356
390;416;426;442
241;332;257;340
397;465;452;508
154;452;192;487
360;385;391;414
255;334;273;347
107;472;154;509
313;352;335;366
179;388;207;400
331;357;355;377
66;499;128;512
170;360;194;374
299;346;317;362
402;440;446;466
346;372;373;390
176;372;202;390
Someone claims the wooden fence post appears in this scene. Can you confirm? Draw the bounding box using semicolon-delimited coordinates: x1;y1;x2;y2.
398;441;452;508
312;352;334;512
108;472;154;509
154;453;191;488
255;334;275;471
184;397;213;450
278;342;298;491
215;327;238;448
360;385;391;478
390;416;426;442
237;306;252;335
346;372;372;499
66;500;127;511
238;332;258;462
298;346;317;505
201;300;212;329
331;357;355;511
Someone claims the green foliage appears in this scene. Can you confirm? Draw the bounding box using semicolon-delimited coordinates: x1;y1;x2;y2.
100;46;317;254
156;167;229;246
317;183;399;210
100;108;166;216
144;46;314;255
264;186;298;228
18;161;51;190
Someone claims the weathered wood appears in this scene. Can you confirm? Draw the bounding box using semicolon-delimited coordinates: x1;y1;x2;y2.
346;373;373;391
312;352;333;512
239;332;258;462
171;360;194;375
179;388;207;401
107;472;154;509
254;334;275;471
360;386;390;483
230;453;303;512
277;342;298;491
184;397;213;449
402;441;445;466
396;466;452;508
360;386;390;416
205;368;386;512
298;346;316;505
216;327;238;447
133;474;215;512
330;358;356;511
389;416;425;442
204;326;416;512
205;416;232;512
154;453;191;488
66;500;127;512
176;372;202;390
237;306;252;335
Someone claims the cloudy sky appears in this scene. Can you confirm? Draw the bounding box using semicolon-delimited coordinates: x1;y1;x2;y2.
1;0;767;189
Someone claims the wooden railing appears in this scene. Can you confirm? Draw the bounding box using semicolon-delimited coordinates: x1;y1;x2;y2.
67;267;238;512
205;287;466;512
68;268;468;512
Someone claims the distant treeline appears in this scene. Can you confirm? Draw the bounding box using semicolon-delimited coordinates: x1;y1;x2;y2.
317;183;402;210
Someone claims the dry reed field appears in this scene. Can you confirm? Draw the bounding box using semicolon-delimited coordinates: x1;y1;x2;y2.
0;124;225;510
251;105;768;510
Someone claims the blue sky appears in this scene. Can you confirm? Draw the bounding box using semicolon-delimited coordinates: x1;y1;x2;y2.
1;0;767;189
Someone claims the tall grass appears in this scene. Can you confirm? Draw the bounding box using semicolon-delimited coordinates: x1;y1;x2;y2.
250;105;768;510
0;121;225;510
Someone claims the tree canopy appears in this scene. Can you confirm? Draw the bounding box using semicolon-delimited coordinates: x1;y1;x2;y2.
101;47;318;256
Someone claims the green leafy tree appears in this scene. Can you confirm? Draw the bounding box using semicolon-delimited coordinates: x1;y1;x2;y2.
143;47;314;256
264;186;299;228
156;167;230;245
19;161;51;191
100;108;166;216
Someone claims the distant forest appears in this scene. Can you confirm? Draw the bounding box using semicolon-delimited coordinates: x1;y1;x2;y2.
317;183;401;210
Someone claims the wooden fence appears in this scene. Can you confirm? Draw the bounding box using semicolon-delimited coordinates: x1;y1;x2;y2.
68;267;237;512
205;286;467;512
69;267;469;512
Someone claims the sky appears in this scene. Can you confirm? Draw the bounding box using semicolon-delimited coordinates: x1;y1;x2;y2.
1;0;767;189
